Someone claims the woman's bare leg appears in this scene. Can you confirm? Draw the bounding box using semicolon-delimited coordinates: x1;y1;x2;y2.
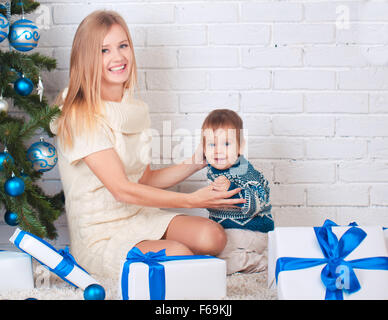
136;239;194;256
135;215;227;256
162;215;226;255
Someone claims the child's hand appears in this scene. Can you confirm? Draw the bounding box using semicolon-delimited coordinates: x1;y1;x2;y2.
211;176;231;192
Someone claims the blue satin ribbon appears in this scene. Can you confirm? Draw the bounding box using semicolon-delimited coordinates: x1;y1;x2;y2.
275;219;388;300
13;229;88;288
121;247;217;300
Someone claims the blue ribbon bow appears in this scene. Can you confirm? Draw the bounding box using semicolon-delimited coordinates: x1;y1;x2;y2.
121;247;216;300
275;219;388;300
13;229;88;288
53;246;89;284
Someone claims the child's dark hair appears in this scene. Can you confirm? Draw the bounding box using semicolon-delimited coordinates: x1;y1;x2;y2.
201;109;243;148
202;109;243;131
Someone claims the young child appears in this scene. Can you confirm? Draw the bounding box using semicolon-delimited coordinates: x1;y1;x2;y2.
202;109;274;274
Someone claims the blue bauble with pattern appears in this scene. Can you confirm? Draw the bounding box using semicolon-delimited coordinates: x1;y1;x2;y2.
0;14;9;43
9;19;40;52
4;211;18;226
0;151;14;171
4;176;25;197
14;77;34;96
84;284;106;300
27;139;57;172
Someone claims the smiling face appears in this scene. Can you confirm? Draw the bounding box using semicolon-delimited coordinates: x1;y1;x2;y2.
203;126;242;170
101;24;132;92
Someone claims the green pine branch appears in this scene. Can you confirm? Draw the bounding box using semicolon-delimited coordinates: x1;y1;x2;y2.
0;51;56;90
0;0;40;16
1;161;64;239
27;183;62;239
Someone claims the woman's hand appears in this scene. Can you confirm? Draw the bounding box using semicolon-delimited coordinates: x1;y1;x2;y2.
185;141;207;169
187;184;245;209
140;143;207;189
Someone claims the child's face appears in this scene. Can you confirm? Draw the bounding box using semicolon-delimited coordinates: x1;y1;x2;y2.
101;24;132;89
203;126;241;170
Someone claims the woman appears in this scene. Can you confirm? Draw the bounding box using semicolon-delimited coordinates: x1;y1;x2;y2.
50;10;245;279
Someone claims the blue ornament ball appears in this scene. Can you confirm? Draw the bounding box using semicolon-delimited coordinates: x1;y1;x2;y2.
27;140;58;172
84;284;106;300
4;211;18;226
0;151;14;171
0;14;10;43
4;176;25;197
9;19;40;52
14;77;34;96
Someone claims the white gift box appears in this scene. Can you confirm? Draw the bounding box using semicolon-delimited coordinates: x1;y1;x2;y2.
0;251;34;292
384;228;388;251
267;223;388;300
9;228;98;290
119;248;226;300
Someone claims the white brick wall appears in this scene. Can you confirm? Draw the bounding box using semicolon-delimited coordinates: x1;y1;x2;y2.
2;1;388;248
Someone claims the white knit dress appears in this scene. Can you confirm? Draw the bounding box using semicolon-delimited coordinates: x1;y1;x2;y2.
50;89;180;280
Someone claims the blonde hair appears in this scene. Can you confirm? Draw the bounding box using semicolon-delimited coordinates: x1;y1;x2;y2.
54;10;137;149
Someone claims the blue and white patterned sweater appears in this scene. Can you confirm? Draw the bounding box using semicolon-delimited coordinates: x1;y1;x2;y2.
206;156;274;232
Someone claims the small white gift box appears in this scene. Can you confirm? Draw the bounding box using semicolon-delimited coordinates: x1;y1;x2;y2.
0;250;34;292
267;220;388;300
9;228;99;290
119;247;226;300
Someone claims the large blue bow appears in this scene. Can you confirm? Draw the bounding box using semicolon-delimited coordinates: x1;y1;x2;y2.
13;230;88;288
121;247;216;300
275;219;388;300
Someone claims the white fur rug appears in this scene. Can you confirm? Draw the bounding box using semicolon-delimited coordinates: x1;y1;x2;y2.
0;260;277;300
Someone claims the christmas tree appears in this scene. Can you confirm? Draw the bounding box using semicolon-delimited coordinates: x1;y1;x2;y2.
0;0;63;239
